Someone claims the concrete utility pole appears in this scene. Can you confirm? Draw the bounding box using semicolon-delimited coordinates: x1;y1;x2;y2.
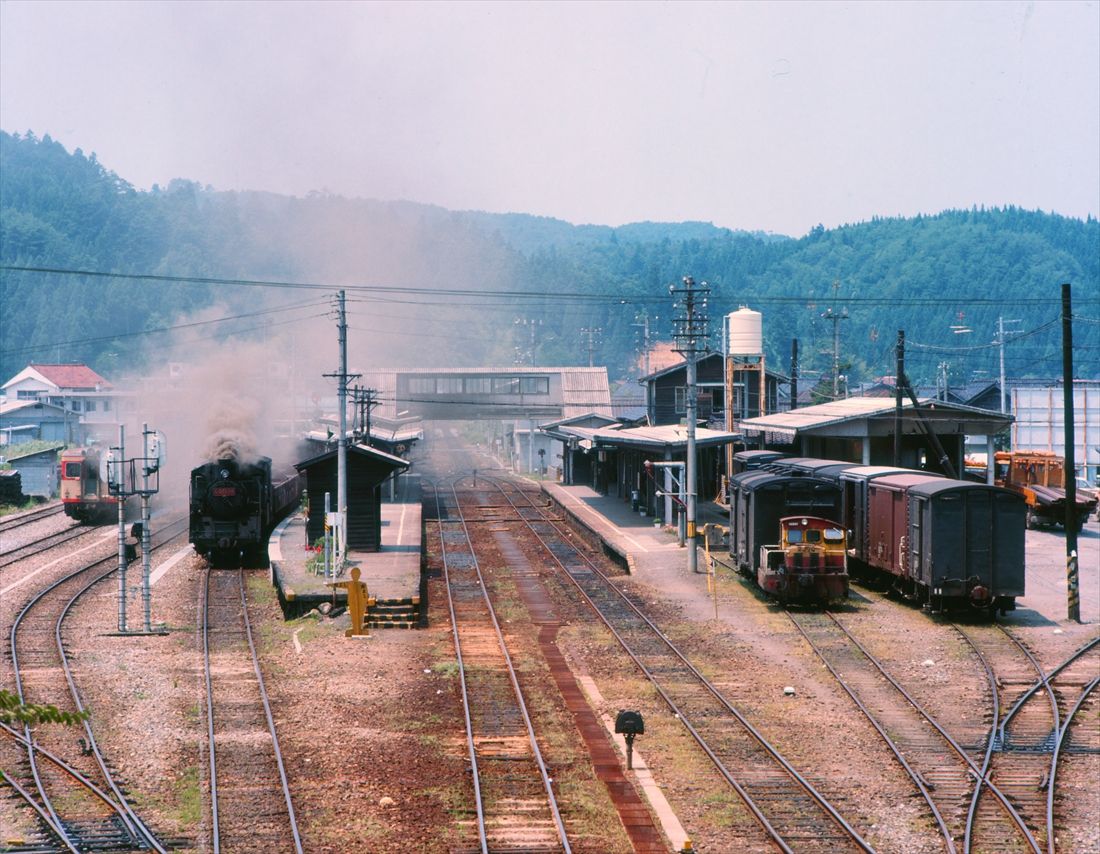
337;290;348;562
790;339;799;411
996;316;1022;413
670;276;710;574
581;326;602;368
822;281;849;400
322;291;359;564
633;313;653;377
894;330;904;467
1061;284;1080;623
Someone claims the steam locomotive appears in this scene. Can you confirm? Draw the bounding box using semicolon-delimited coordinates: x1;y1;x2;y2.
189;456;301;567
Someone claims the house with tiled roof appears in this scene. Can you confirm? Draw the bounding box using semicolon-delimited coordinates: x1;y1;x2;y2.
1;363;123;441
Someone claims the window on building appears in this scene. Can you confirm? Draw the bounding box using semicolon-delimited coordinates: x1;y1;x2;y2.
71;400;82;412
408;377;434;395
85;400;97;412
17;390;39;400
465;377;492;394
520;376;549;394
675;386;686;414
103;400;111;411
493;377;520;394
436;377;463;394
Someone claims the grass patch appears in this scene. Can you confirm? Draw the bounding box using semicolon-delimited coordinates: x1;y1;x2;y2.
174;766;203;827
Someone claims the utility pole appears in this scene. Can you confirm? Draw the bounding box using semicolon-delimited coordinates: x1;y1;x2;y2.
995;316;1022;414
670;276;709;574
821;280;849;400
581;326;602;368
633;313;653;377
323;291;359;566
790;339;799;411
1062;284;1080;622
352;386;379;447
894;330;904;467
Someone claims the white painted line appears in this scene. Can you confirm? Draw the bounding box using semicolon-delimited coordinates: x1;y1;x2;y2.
269;512;298;562
396;502;408;545
1;529;116;597
150;545;193;586
577;675;688;849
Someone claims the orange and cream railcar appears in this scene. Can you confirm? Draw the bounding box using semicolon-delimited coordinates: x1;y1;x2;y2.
757;516;849;606
59;447;118;523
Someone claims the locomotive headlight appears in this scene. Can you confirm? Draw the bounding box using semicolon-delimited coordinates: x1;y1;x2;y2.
220;469;230;479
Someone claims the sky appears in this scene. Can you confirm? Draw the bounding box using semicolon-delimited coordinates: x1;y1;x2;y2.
1;0;1097;237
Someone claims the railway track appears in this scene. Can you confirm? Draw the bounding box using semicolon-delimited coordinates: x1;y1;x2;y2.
486;474;875;854
0;523;94;569
2;517;187;853
201;566;303;854
428;476;571;853
787;607;1099;854
0;502;65;534
957;624;1100;854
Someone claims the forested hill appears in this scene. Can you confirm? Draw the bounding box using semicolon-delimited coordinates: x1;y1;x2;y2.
1;130;1097;388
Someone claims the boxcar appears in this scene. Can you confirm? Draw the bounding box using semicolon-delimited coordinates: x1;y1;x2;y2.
906;480;1025;613
841;466;944;565
866;473;944;576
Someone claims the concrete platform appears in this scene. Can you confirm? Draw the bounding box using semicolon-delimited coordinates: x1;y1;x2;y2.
269;486;423;622
540;481;728;577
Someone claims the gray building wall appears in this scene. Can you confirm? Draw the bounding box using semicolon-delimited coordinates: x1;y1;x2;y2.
9;449;61;497
1012;382;1100;481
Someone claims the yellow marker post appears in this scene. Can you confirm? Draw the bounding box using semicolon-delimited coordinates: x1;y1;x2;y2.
328;566;376;637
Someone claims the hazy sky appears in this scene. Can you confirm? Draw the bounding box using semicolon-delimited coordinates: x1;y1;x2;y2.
1;0;1097;236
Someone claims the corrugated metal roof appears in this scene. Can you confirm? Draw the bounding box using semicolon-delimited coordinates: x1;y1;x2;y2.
546;422;739;450
739;396;1012;438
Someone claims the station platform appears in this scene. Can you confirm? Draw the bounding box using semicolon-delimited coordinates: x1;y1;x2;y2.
268;486;423;626
540;481;729;578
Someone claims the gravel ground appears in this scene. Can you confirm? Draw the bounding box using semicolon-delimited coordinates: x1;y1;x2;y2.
5;512;1097;852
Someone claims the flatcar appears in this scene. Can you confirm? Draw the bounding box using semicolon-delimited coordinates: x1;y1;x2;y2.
189;456;301;567
59;447;118;523
757;516;849;606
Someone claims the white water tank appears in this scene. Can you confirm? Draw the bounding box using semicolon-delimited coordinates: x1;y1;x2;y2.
727;307;762;356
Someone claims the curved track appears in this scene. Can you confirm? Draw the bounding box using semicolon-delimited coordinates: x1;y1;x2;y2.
201;566;303;854
3;518;186;852
484;473;874;854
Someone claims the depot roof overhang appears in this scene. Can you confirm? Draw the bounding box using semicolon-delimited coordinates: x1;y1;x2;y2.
542;423;742;453
737;397;1013;442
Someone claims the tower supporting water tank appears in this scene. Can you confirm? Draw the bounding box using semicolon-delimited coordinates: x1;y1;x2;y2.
725;308;767;471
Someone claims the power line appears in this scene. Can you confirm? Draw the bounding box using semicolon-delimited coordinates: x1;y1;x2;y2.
4;264;1095;307
0;300;330;358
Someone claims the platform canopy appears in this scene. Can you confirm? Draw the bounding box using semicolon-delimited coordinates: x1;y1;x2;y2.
737;396;1012;443
542;422;741;452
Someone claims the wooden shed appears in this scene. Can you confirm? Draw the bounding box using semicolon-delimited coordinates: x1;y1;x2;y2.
295;443;410;551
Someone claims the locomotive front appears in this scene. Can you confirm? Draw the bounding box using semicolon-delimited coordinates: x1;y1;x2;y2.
189;458;267;563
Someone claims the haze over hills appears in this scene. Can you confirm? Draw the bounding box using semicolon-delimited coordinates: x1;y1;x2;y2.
1;130;1097;392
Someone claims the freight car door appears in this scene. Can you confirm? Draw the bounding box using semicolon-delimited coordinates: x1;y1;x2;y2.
965;490;993;580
